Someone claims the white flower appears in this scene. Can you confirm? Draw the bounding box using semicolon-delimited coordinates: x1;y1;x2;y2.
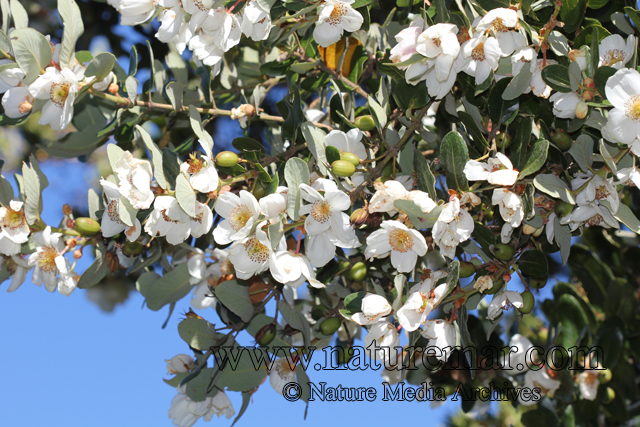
475;8;525;56
492;189;524;243
166;354;195;374
406;191;437;213
520;369;560;406
269;357;297;394
228;222;281;280
2;86;33;118
577;370;600;401
464;152;519;186
351;293;392;325
183;0;215;30
99;180;142;242
599;34;635;69
200;8;243;52
457;34;501;85
421;319;456;362
561;203;618;231
259;187;288;223
313;0;364;48
0;200;29;254
29;67;80;131
397;271;448;331
27;227;68;293
573;172;619;214
531;58;557;98
213;190;260;245
416;23;460;97
364;322;400;366
424;62;458;99
511;47;537;79
271;251;323;289
549;91;582;119
179;139;219;194
191;249;230;310
299;183;352;236
368;180;409;214
487;290;523;320
570;46;588;71
188;33;224;70
390;17;424;67
118;0;155;26
169;386;234;427
156;0;183;43
0;60;24;92
432;197;474;259
616;166;640;187
507;333;534;373
325;128;367;160
474;275;493;293
114;151;155;210
191;201;213;238
1;255;30;292
144;196;192;244
240;0;271;41
365;220;427;273
604;68;640;145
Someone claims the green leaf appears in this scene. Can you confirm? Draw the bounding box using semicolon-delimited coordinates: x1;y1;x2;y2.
136;125;169;190
521;407;559;427
178;318;220;351
518;139;548;179
599;138;617;175
216;350;267;392
175;174;196;217
625;7;640;31
278;300;311;349
77;243;109;289
568;244;612;309
368;96;387;133
215;280;254;322
554;215;571;266
301;121;328;175
125;76;138;104
85;52;117;83
230;392;251;427
188;106;214;149
184;367;215;402
325;145;341;165
284;157;310;221
9;0;27;28
0;174;14;206
392;79;429;111
136;263;194;311
502;64;533;101
433;0;449;23
541;64;572;93
1;0;9;34
518;249;548;277
0;29;10;55
166;81;184;111
439;131;469;191
440;260;460;301
58;0;84;70
595;317;624;369
128;44;138;77
106;144;125;174
413;149;436;200
488;77;519;125
10;28;52;85
567;134;593;172
87;188;100;220
594;66;617;98
560;0;586;29
394;200;442;229
613;203;640;234
21;160;40;224
511;117;532;170
458;111;488;150
533;174;575;204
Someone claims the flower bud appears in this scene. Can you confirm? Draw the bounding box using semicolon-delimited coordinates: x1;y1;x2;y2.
365;212;383;228
18;99;33;114
603;387;615;404
340;151;360;167
550;128;572;151
575;100;589;119
518;290;534;314
348;262;367;282
108;83;120;95
319;317;342;335
459;261;476;278
73;248;83;259
583;77;595;89
166;354;194;374
74;217;101;236
331;160;356;177
350;208;369;227
530;276;548;289
216;151;239;168
598;368;612;384
255;323;277;346
354;115;376;131
123;241;144;257
495;132;512;149
493;243;515;261
62;204;73;216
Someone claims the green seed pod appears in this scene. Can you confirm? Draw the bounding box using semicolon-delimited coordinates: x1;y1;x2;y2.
530;276;548;289
256;323;277;346
215;151;239;168
598;368;612;384
603;387;615;405
493;243;515;261
332;160;356;177
519;291;535;314
340;151;360;167
311;304;328;321
122;241;144;257
252;182;267;199
349;262;367;282
354;115;376;131
484;277;504;295
336;346;355;365
554;201;574;218
550;128;572;151
75;217;101;236
320;317;342;335
495;133;512;149
459;261;476;278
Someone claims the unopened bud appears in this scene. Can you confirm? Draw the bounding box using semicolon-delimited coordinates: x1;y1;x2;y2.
365;212;383;228
74;217;101;236
581;90;594;101
583;77;595;89
575;100;589;119
18;99;32;114
522;224;539;235
122;241;144;257
550;128;572;151
73;248;83;259
255;323;277;346
350;208;369;227
63;204;73;216
108;83;119;95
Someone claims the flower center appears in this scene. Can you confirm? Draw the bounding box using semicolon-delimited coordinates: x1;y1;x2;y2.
2;256;17;275
310;201;332;223
38;247;59;273
594;184;610;200
625;95;640;120
230;204;253;231
601;49;625;67
244;237;269;263
161;209;179;224
50;82;71;107
107;200;123;225
432;38;441;48
388;228;414;253
471;42;486;61
328;2;347;25
586;214;604;227
187;157;204;174
493;17;508;32
2;208;26;230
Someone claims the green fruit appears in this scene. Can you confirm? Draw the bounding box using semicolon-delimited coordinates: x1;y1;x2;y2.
519;291;535;314
484;277;504;295
483;208;494;221
75;217;101;236
354;115;376;131
349;262;367;282
603;387;615;404
122;241;144;257
495;133;512;149
337;346;355;365
530;276;548;289
551;128;572;151
459;261;476;278
252;183;267;199
311;304;328;321
216;151;239;168
554;201;574;218
332;160;356;177
598;368;612;384
256;324;276;346
493;243;515;261
340;151;360;167
320;317;341;335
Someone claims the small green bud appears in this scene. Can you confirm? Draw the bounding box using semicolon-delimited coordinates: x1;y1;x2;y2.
340;152;360;167
495;133;512;149
122;241;144;257
332;160;356;177
75;217;101;236
493;243;515;261
554;201;574;218
215;151;239;168
319;317;342;335
519;291;535;314
256;323;276;346
459;261;476;278
598;368;612;384
349;262;367;282
603;387;615;404
530;276;548;289
354;115;376;131
550;128;572;151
